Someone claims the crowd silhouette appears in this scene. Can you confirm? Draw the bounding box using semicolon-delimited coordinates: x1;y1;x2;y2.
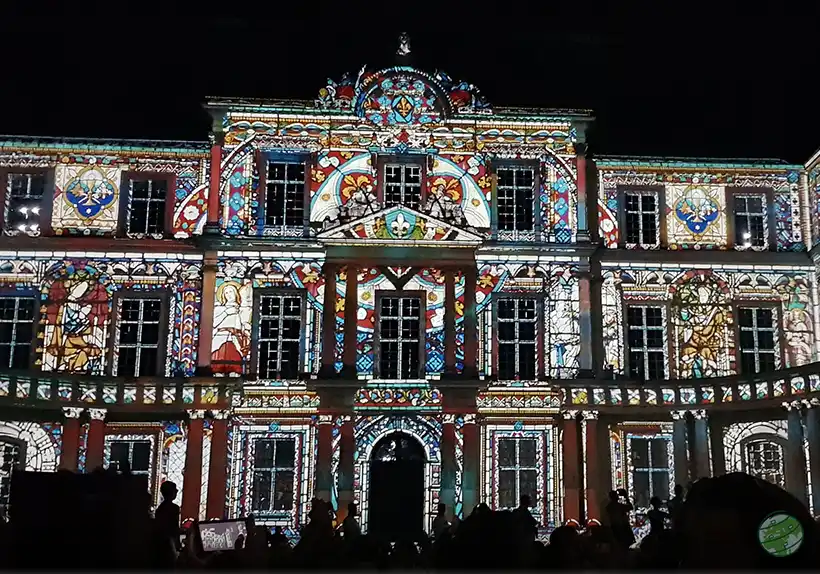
1;468;818;569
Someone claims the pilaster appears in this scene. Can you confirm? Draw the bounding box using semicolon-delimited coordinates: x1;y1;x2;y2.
206;409;230;519
561;410;581;522
181;409;206;522
784;400;809;506
670;410;690;488
85;408;107;472
581;410;600;522
59;407;83;471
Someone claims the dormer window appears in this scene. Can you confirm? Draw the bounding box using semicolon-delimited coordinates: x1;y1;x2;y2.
496;166;535;239
384;163;422;209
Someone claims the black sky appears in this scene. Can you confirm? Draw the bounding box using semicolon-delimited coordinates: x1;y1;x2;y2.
2;1;818;163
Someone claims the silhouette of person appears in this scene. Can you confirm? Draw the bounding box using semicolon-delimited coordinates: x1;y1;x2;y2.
152;481;181;567
605;489;635;550
342;502;361;540
647;496;669;534
512;494;538;543
431;503;450;540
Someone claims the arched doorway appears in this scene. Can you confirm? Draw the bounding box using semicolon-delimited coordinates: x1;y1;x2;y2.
368;432;425;541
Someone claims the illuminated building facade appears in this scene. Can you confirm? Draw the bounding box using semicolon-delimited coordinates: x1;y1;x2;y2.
2;47;820;539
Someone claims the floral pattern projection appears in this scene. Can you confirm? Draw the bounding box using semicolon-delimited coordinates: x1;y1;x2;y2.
476;262;580;381
52;160;122;235
210;259;325;378
597;166;804;251
0;257;202;376
601;267;816;379
355;267;448;377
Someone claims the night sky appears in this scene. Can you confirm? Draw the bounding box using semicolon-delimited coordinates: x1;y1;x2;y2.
2;2;817;163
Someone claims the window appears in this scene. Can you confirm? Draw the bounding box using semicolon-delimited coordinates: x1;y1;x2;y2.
114;298;163;377
126;179;166;237
265;162;305;230
629;436;670;509
252;438;296;513
626;306;667;380
744;440;785;488
0;441;22;515
497;438;538;509
734;194;768;249
4;173;45;235
738;307;779;374
378;296;423;379
0;297;35;369
496;167;535;234
109;440;151;477
257;294;303;378
623;192;660;248
383;163;422;209
497;298;538;380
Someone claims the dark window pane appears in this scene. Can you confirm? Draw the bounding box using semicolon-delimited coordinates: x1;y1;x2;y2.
499;470;516;508
633;471;650;508
631;439;649;467
275;440;296;467
519;439;537;467
499;439;516;467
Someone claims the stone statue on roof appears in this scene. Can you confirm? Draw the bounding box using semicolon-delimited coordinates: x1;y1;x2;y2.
397;32;411;57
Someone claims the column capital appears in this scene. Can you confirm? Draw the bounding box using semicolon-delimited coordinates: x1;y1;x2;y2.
581;410;599;420
210;409;230;420
442;413;456;424
562;410;579;420
670;409;688;420
317;414;334;425
87;408;107;421
462;413;477;425
804;397;820;409
782;400;804;412
62;407;84;419
691;409;707;420
188;409;208;419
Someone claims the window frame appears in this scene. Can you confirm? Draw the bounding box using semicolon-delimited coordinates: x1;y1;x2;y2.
496;436;540;511
493;161;540;239
377;154;427;210
107;438;153;475
740;434;787;488
259;154;310;237
617;186;665;249
726;187;776;251
0;292;40;371
373;290;427;380
493;294;543;382
108;291;171;378
0;168;53;236
733;302;783;375
118;172;175;239
250;436;298;515
627;434;673;511
622;302;671;381
250;289;307;381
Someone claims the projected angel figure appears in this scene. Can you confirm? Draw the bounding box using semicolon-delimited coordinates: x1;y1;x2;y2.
211;281;252;375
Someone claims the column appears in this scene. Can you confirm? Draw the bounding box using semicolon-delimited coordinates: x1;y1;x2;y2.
60;407;83;471
85;408;107;472
320;263;338;378
342;266;358;378
205;116;224;232
691;409;711;480
575;134;589;241
206;410;230;520
577;267;594;378
582;411;600;522
708;415;726;477
562;411;581;522
440;415;456;517
461;414;480;516
314;415;334;504
785;401;809;506
197;252;218;375
462;265;478;378
181;410;205;522
336;416;355;522
671;411;689;489
806;399;820;513
443;270;457;376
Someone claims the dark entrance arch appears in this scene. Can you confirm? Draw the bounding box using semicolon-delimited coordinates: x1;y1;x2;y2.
368;432;425;541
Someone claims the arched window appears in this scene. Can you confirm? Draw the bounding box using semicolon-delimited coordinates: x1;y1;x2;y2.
371;432;425;462
741;435;786;488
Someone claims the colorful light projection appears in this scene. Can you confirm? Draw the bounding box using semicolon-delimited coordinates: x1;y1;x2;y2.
601;265;816;378
724;420;788;481
0;421;61;472
52;161;122;235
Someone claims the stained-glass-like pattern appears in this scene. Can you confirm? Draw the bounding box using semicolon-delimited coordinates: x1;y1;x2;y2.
724;420;788;479
52;162;122;235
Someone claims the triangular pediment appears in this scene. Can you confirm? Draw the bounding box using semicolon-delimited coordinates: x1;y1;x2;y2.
317;206;484;245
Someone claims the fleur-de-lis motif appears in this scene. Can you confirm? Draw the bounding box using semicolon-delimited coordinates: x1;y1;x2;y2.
391;213;410;237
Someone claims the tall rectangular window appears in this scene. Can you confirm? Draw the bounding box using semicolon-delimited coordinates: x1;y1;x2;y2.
4;173;45;235
497;438;538;509
115;298;163;377
0;297;35;369
0;441;21;515
378;296;422;379
265;162;305;229
629;436;670;509
257;294;303;379
734;195;768;249
497;298;537;380
384;163;422;209
623;192;659;248
252;438;296;513
745;440;785;487
738;307;779;374
109;440;151;477
626;306;667;380
127;179;166;237
496;167;535;233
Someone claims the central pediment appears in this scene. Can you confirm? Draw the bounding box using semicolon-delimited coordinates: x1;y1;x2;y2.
317;206;484;245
